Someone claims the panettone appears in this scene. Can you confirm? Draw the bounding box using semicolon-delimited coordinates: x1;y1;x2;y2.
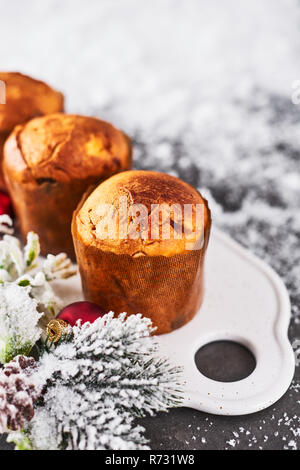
3;113;132;258
0;72;64;189
72;170;211;334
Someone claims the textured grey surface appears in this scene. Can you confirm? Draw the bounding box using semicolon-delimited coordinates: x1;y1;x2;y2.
0;0;299;450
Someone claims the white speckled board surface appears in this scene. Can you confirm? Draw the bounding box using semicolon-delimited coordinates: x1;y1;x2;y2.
51;227;295;416
158;228;295;415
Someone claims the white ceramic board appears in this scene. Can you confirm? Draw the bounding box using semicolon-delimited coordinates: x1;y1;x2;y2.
54;227;295;416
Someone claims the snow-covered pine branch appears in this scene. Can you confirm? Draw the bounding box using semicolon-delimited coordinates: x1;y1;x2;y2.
38;313;182;416
0;215;76;364
27;390;149;450
11;313;182;450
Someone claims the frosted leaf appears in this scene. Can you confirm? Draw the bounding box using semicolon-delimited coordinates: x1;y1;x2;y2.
17;272;62;316
0;235;24;278
0;284;42;363
43;253;77;281
0;229;75;309
0;269;11;283
24;232;40;269
7;430;32;450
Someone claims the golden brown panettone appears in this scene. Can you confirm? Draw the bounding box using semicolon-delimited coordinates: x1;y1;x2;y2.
72;170;211;334
3;114;132;258
0;72;64;188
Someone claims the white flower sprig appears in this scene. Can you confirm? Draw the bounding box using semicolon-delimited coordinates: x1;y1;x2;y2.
43;253;77;281
0;230;40;283
0;215;76;364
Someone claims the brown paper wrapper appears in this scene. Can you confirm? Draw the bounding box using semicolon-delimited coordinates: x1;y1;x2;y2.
5;177;98;259
72;193;211;335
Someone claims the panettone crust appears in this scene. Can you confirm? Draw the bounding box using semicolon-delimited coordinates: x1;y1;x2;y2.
0;72;64;133
3;114;132;258
72;171;211;334
0;72;64;189
75;170;210;256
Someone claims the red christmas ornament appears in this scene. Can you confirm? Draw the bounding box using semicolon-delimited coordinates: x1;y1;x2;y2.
0;191;13;217
57;301;106;327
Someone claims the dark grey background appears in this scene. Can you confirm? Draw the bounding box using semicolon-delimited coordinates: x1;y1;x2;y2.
0;0;299;450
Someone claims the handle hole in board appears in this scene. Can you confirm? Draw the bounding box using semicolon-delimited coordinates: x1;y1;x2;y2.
195;340;256;383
